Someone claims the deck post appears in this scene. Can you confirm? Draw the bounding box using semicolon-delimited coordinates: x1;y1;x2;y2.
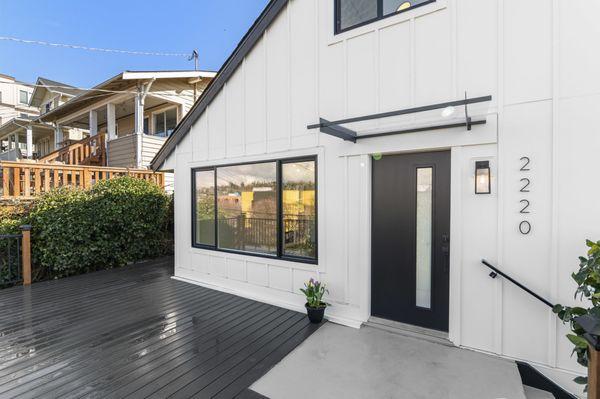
20;225;32;286
589;344;600;399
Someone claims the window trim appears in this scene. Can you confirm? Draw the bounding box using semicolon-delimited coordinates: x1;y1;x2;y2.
191;155;318;265
334;0;436;34
151;106;178;137
19;90;29;105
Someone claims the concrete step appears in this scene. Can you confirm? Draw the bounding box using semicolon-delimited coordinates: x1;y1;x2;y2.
251;323;527;399
523;385;555;399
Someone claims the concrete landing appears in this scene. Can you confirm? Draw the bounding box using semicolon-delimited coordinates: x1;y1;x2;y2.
251;323;527;399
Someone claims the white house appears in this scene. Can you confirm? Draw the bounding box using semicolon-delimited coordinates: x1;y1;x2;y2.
152;0;600;392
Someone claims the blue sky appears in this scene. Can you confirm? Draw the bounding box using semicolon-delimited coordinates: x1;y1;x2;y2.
0;0;269;87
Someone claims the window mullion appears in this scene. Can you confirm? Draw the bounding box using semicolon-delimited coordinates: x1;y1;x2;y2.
377;0;383;18
277;161;283;258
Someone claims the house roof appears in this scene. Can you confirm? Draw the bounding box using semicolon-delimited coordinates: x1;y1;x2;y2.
150;0;288;171
38;70;216;123
30;77;83;107
0;117;53;137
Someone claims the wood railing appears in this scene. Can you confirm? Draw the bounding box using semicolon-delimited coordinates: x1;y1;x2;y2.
0;161;164;199
39;133;106;166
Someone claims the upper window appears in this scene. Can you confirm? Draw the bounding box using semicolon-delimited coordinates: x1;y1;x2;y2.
152;108;177;137
192;157;317;263
19;90;29;105
335;0;434;33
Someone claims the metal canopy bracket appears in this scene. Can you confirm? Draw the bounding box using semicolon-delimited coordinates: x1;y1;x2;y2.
318;118;357;143
309;94;492;142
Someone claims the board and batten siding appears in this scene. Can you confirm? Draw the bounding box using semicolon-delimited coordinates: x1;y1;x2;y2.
164;0;600;391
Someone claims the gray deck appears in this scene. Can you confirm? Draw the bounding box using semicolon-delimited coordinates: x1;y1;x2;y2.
0;257;321;398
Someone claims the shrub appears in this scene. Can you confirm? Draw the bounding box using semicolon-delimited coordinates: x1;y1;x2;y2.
27;177;173;279
553;239;600;390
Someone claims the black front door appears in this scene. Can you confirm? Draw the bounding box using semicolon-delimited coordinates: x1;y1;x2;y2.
371;151;451;332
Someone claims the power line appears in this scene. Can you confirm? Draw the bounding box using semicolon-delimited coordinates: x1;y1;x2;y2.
0;36;191;57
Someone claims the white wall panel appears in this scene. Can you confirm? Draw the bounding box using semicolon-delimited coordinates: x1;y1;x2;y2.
558;0;600;98
289;0;317;138
247;261;269;287
225;73;245;157
227;259;246;282
414;10;453;105
207;92;227;159
191;114;209;162
503;0;552;105
266;8;291;150
346;33;376;118
244;39;267;153
456;0;498;102
269;265;293;291
457;145;498;353
378;22;411;114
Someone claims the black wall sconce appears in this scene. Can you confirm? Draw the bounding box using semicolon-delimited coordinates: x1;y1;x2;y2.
475;161;491;194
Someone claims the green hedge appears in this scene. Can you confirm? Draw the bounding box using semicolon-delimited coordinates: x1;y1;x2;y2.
0;177;173;281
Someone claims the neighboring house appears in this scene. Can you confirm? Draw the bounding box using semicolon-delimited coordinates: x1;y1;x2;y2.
0;73;37;125
152;0;599;394
38;70;215;169
0;76;85;160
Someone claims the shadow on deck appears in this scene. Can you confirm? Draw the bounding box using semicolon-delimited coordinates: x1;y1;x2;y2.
0;257;321;398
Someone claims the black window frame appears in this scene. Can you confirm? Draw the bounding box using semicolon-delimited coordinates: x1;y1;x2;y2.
335;0;436;34
191;155;318;265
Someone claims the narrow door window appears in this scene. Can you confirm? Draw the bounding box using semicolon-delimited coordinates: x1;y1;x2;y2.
415;167;433;309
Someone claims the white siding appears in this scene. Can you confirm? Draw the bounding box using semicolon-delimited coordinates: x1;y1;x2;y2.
165;0;600;391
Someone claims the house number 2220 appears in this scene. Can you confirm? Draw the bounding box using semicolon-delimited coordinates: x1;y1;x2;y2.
519;157;532;235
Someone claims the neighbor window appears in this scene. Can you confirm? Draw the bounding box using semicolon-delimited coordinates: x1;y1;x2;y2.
19;90;29;105
192;157;317;263
335;0;434;33
153;108;177;137
143;117;149;135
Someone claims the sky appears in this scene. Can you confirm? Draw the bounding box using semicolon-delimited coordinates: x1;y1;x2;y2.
0;0;270;87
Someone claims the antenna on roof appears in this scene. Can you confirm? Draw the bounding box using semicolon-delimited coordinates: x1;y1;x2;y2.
188;50;199;71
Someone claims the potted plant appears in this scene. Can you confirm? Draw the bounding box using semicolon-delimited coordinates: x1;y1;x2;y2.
553;239;600;392
300;278;328;323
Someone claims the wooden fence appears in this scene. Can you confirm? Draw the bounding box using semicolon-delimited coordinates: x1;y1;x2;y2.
0;161;164;199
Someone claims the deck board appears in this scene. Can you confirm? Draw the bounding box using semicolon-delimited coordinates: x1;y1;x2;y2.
0;257;323;398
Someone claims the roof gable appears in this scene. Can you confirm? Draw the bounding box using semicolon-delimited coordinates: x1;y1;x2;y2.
150;0;288;170
30;77;82;107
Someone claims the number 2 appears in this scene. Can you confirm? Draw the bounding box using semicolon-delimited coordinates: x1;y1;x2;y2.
520;157;531;171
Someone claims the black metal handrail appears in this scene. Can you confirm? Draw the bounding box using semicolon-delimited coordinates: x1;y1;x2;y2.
481;259;554;309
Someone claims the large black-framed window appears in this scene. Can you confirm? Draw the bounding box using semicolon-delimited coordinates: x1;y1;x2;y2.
335;0;435;34
192;156;318;264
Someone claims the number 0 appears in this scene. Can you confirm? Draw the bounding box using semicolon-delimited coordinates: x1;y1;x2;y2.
519;221;531;235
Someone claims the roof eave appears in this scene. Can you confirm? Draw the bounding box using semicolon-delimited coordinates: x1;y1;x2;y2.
150;0;288;171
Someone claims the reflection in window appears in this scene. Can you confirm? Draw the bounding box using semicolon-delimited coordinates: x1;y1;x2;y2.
337;0;434;33
19;90;29;105
195;170;216;246
415;167;433;309
217;162;277;255
339;0;377;31
282;161;316;259
153;108;178;137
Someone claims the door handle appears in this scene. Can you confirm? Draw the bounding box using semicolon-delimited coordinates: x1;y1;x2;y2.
441;234;450;272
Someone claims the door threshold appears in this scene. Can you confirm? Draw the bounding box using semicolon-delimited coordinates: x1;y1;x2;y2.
366;316;453;347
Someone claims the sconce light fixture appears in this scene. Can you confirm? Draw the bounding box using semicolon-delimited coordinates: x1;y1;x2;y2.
475;161;491;194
